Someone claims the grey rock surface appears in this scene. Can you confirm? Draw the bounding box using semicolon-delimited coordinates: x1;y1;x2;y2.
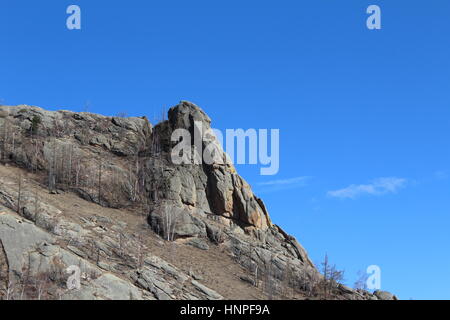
374;290;397;300
0;102;396;300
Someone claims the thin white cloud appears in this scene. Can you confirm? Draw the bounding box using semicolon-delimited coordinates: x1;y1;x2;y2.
435;170;448;180
257;176;310;186
327;177;407;199
256;176;310;193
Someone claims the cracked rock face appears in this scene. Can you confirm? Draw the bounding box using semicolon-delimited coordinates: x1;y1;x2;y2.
148;101;272;231
0;101;271;231
0;212;147;300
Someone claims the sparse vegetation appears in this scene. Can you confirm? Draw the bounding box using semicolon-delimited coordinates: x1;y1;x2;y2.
318;254;345;299
0;104;388;301
354;270;369;290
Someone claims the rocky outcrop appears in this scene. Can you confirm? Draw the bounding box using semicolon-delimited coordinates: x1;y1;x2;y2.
0;102;271;231
146;101;272;231
374;290;398;300
0;102;397;300
0;105;152;208
0;204;229;300
0;211;146;300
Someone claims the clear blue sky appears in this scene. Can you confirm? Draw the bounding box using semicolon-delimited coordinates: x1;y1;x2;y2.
1;0;449;299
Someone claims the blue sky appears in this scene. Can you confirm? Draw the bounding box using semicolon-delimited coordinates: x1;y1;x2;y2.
1;0;449;299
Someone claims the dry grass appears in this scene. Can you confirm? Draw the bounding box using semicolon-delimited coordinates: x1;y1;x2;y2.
0;164;289;300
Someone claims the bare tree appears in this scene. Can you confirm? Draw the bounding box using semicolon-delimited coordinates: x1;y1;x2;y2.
158;207;181;242
0;119;12;163
163;209;177;242
17;173;22;214
98;159;102;205
35;275;48;300
304;269;320;297
128;156;141;202
320;254;345;299
253;262;259;288
328;265;345;294
20;253;32;300
74;154;82;188
321;254;330;299
5;279;14;300
48;138;57;192
11;132;15;155
150;129;162;157
67;144;74;187
354;270;369;290
136;233;145;269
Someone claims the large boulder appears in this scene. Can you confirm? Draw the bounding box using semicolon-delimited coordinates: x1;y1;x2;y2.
374;290;398;300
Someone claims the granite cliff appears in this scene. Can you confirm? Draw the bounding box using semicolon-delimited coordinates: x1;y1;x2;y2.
0;101;395;300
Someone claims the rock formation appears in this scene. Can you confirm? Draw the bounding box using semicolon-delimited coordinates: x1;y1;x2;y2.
0;101;396;300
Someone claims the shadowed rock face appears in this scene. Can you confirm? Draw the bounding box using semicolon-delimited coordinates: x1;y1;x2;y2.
151;101;272;231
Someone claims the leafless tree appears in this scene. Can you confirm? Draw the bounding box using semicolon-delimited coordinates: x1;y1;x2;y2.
11;132;16;155
0;119;13;163
19;253;33;300
17;173;22;214
5;279;14;300
35;275;48;300
52;118;65;138
47;138;57;192
354;270;369;290
128;156;140;202
320;254;345;299
118;232;126;257
74;155;82;188
136;233;145;269
161;207;181;242
98;159;103;205
253;262;259;288
321;254;330;298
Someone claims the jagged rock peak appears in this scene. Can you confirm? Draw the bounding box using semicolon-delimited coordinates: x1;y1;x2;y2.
168;101;211;130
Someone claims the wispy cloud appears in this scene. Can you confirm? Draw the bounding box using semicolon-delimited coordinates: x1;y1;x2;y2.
256;176;310;192
327;177;407;199
434;170;448;180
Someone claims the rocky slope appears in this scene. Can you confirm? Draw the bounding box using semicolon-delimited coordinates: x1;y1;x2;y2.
0;101;395;300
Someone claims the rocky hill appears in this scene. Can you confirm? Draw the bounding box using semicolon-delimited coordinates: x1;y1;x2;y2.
0;101;395;300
